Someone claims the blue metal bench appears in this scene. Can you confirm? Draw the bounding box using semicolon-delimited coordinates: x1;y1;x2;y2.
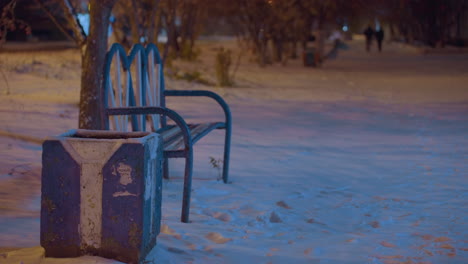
102;43;232;223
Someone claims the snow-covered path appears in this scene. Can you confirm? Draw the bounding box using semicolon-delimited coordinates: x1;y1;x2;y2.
0;39;467;263
158;100;467;264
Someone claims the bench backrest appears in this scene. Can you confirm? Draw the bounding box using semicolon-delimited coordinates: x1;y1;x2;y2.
103;43;165;132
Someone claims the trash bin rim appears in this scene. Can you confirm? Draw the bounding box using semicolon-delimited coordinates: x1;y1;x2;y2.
48;129;157;143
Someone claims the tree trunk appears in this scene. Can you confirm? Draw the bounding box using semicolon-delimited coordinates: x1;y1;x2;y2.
78;0;117;129
130;0;141;44
290;40;297;59
147;0;161;44
272;38;283;63
315;29;324;66
163;0;179;60
253;38;268;67
389;22;396;41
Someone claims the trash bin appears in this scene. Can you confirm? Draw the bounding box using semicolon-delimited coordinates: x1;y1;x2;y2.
303;47;316;67
41;129;162;264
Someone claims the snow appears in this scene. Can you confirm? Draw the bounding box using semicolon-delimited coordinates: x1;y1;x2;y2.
0;38;467;264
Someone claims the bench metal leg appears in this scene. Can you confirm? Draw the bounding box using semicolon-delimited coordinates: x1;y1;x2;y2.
181;148;193;223
222;121;232;184
163;157;169;179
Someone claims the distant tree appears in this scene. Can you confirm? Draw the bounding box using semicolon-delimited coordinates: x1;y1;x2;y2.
178;0;209;60
215;0;367;67
235;0;272;66
112;0;161;50
111;0;208;61
267;0;299;64
0;0;30;45
0;0;31;95
382;0;468;47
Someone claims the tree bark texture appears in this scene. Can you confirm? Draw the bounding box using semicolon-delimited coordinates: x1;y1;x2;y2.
78;0;117;129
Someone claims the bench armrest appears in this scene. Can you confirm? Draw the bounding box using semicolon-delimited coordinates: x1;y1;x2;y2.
164;90;232;127
106;106;192;150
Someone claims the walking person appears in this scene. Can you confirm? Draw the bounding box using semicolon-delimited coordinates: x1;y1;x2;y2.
363;25;374;52
375;28;384;52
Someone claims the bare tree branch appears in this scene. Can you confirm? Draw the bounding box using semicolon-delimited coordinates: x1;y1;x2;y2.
60;0;87;47
33;0;78;44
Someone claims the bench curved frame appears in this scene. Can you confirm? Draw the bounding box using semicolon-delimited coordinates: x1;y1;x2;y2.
103;43;231;223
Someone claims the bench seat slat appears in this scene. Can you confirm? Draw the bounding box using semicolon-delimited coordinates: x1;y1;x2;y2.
190;122;225;143
160;126;184;146
159;122;225;152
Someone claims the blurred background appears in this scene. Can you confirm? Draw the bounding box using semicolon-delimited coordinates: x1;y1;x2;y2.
2;0;467;62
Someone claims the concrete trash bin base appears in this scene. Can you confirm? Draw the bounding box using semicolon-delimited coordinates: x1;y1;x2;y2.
41;129;162;264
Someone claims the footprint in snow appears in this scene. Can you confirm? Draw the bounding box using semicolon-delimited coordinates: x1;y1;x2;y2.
167;247;187;255
380;241;397;248
239;204;261;216
160;224;181;239
202;208;232;222
276;200;292;209
205;232;232;244
269;211;283;223
306;218;326;226
369;221;380;228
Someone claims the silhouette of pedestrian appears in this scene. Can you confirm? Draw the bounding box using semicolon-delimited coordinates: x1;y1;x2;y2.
363;25;374;52
375;29;384;52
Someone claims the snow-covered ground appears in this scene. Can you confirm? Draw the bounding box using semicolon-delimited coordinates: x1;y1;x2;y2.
0;38;467;264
